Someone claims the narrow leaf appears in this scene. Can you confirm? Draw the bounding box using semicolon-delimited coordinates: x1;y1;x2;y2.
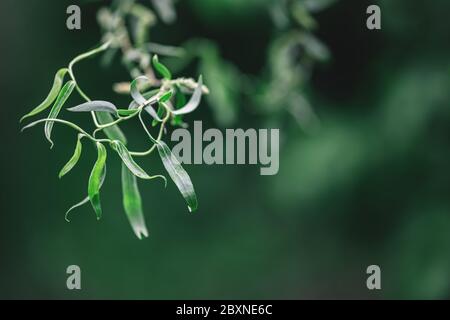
121;162;148;239
156;140;198;212
111;140;167;184
44;80;76;148
152;55;172;80
152;103;166;127
96;112;127;144
88;142;107;220
117;109;139;117
172;75;203;115
59;134;83;178
20;68;68;122
65;166;106;222
159;90;173;103
68;100;117;114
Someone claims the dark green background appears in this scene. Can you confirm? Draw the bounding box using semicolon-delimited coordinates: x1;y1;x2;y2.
1;0;449;299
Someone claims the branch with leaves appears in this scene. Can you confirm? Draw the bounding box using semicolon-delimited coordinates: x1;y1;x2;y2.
20;1;208;239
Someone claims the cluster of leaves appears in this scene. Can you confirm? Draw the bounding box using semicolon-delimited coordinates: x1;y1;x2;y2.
21;1;208;239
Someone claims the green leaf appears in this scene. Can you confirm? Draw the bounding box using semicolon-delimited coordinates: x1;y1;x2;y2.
170;87;187;127
44;80;76;148
156;140;198;212
96;112;127;144
152;102;166;127
67;100;117;114
117;109;139;117
88;142;107;220
65;166;106;222
111;140;167;184
59;134;83;178
159;90;173;103
172;75;203;115
20;68;69;122
121;162;148;239
152;54;172;80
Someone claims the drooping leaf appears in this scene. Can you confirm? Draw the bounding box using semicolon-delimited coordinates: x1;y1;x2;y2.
171;75;203;115
96;112;127;144
44;80;76;148
59;134;83;178
156;140;198;212
111;140;166;184
88;142;107;220
170;87;187;127
20;68;69;122
65;166;106;222
67;100;117;114
152;54;172;80
121;162;148;239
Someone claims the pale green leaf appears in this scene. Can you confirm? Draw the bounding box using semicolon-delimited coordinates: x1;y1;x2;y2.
156;140;198;212
68;101;117;114
44;80;76;148
121;162;148;239
20;68;69;122
172;75;203;115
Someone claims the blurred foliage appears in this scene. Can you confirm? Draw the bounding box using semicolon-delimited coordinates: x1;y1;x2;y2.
0;0;450;299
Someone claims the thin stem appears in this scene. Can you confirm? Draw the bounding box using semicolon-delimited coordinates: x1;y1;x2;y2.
22;118;91;140
68;41;111;128
130;108;170;156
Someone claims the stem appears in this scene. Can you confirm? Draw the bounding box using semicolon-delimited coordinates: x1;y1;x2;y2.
22;118;93;141
68;41;111;127
130;108;170;156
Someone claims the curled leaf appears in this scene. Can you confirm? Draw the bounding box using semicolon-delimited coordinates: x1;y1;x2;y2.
88;142;107;220
44;80;76;148
67;100;117;114
59;134;83;178
130;76;163;121
152;55;172;80
20;68;69;122
172;75;203;115
130;76;151;106
128;89;159;109
156;140;198;212
111;140;166;184
121;162;148;239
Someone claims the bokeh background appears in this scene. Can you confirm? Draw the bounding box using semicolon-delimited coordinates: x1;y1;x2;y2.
1;0;449;299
